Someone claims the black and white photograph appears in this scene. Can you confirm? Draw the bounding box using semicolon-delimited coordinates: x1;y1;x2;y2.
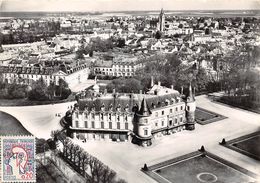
0;0;259;182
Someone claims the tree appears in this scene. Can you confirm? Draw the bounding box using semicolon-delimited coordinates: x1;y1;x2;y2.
36;138;50;154
117;38;125;48
106;78;144;93
155;31;162;39
57;78;71;100
47;82;56;99
28;78;48;101
0;33;4;53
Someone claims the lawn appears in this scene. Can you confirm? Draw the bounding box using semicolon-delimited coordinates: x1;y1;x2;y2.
143;151;256;183
0;111;31;135
233;135;260;159
195;107;226;125
222;132;260;161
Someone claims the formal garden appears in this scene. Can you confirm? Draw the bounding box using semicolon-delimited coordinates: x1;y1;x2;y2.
142;148;258;183
220;131;260;161
195;107;227;125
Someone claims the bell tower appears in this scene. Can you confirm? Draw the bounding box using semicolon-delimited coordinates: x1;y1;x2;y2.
185;84;196;130
158;8;165;32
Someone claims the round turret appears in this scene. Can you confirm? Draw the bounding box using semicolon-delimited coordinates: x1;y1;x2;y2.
133;98;153;146
185;84;196;130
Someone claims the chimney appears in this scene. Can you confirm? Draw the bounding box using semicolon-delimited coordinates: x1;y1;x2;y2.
171;85;174;90
104;88;107;95
158;81;161;87
151;76;154;87
113;88;116;94
139;90;142;94
181;86;183;95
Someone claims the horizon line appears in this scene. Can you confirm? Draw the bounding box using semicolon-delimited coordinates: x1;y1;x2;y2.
1;9;260;13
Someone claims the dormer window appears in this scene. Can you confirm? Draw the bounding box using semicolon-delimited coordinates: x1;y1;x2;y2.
165;99;170;106
125;104;129;112
101;103;105;111
117;104;121;112
91;104;95;111
151;103;156;108
177;97;181;103
84;105;88;111
132;104;138;112
109;104;113;111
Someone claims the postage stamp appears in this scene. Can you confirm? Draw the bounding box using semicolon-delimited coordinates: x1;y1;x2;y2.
1;136;36;182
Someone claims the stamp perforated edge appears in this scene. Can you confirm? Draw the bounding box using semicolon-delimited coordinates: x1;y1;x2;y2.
0;136;36;183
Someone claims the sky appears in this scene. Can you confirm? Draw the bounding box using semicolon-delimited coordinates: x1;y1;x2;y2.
0;0;260;12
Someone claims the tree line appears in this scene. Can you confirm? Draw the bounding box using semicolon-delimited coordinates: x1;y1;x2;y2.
0;76;71;101
60;138;126;183
104;53;211;94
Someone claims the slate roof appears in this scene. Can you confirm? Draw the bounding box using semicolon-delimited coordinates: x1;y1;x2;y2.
77;92;181;112
0;66;58;75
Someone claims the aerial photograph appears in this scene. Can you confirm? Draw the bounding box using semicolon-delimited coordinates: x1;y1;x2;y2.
0;0;259;182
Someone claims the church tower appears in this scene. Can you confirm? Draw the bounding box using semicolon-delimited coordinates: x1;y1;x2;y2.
158;8;165;32
185;84;196;130
133;98;153;146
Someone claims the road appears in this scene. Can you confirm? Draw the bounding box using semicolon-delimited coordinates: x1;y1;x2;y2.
0;101;76;139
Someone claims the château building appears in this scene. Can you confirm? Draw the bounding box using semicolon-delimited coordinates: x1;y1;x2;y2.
67;81;196;146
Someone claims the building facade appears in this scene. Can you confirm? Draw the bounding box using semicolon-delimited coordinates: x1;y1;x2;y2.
67;82;196;146
0;64;89;87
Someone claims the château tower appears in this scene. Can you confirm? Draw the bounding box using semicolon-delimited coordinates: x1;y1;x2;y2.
185;84;196;130
134;98;153;146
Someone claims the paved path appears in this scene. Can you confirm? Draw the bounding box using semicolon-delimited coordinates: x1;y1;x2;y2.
75;95;260;183
70;79;95;92
0;101;76;139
